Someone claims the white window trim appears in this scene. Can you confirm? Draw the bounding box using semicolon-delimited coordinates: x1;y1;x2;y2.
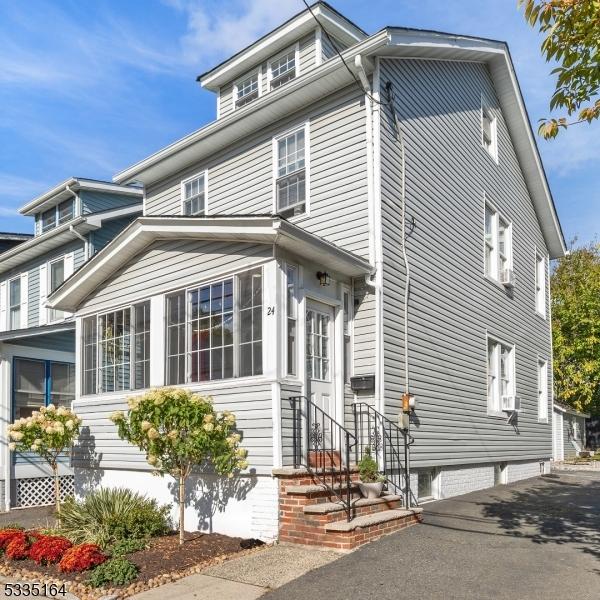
272;121;311;219
537;357;548;422
232;68;262;111
535;247;547;319
486;333;516;417
283;261;300;380
266;42;300;90
180;170;209;216
484;199;512;284
481;95;498;164
340;282;354;384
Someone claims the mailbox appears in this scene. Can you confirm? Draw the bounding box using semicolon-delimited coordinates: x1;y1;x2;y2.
350;375;375;392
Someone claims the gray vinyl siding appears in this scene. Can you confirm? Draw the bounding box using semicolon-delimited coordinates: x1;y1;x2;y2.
73;382;275;475
145;84;370;258
80;190;140;214
379;58;553;467
79;239;273;313
219;83;235;119
90;216;137;255
299;32;316;73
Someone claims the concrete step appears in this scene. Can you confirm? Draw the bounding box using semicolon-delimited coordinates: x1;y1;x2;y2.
325;508;423;533
284;480;360;497
303;494;403;515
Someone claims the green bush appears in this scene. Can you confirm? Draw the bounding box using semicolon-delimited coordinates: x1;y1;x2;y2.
87;557;139;588
110;537;147;557
59;488;171;547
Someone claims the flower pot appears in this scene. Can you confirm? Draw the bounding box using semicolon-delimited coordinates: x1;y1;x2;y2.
358;481;384;499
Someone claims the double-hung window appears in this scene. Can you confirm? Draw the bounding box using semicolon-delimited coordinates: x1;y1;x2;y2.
537;359;548;421
270;48;296;89
57;199;74;225
286;265;298;376
13;358;75;419
166;267;263;385
275;127;307;218
482;104;498;162
41;208;57;233
49;258;65;323
487;337;515;414
9;278;21;330
235;72;259;108
81;301;151;395
535;252;546;317
484;203;512;283
182;173;207;216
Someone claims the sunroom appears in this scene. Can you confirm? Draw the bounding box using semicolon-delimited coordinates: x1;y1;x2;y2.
47;215;372;480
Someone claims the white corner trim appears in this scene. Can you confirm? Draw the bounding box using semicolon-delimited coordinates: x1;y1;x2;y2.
315;27;323;66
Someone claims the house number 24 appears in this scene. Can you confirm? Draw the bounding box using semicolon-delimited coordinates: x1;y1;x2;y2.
267;306;275;315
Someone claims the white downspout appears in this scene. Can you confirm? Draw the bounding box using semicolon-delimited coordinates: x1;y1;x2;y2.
66;185;89;260
356;54;385;415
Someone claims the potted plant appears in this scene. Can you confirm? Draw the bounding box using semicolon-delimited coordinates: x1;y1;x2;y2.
357;448;385;498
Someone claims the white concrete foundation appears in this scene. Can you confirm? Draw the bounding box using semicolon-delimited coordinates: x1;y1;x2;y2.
74;468;279;542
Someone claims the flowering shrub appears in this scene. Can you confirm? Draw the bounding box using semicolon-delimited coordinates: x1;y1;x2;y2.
7;405;82;518
29;535;72;565
5;533;29;560
59;544;107;573
0;529;26;551
110;388;247;545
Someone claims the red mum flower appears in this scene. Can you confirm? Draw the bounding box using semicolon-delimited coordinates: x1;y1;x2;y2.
0;529;24;551
59;544;106;572
29;536;72;565
5;533;29;560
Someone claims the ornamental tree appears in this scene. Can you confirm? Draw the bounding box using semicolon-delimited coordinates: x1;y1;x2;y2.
551;243;600;415
7;405;82;520
110;388;248;545
519;0;600;138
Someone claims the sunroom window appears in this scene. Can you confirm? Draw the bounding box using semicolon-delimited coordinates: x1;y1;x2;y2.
276;128;306;218
166;267;263;385
235;72;259;108
182;174;206;216
81;301;151;395
270;49;296;89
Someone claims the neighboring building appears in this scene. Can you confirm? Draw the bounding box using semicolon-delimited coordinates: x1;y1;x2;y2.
48;2;566;544
0;233;33;255
552;403;590;461
0;178;142;510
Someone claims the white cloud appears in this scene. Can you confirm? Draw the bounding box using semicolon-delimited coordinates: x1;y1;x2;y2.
168;0;301;67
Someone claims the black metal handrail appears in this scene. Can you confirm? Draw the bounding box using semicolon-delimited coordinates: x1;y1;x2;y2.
353;402;417;508
291;396;357;521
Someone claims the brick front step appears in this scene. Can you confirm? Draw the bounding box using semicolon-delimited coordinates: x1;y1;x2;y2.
274;466;422;550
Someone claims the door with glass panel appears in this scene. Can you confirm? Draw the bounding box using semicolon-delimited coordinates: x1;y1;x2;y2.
306;301;336;447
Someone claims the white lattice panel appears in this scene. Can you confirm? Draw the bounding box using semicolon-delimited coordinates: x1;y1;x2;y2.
15;476;75;508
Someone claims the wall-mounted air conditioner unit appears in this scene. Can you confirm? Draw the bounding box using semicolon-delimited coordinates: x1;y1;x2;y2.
501;395;521;412
500;268;514;288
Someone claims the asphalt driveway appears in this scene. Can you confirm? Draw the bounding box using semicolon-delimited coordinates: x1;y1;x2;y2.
265;471;600;600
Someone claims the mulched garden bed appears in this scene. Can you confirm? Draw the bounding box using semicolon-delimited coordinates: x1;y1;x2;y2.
0;532;266;599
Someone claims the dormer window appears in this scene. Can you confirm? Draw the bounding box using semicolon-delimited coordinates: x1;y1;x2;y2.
57;199;74;225
40;198;75;234
182;172;207;216
269;46;298;90
41;207;56;233
235;72;260;108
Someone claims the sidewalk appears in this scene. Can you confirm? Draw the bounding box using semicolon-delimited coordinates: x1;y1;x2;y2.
130;544;341;600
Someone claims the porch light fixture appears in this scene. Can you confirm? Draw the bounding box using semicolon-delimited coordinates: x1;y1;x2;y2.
316;271;331;286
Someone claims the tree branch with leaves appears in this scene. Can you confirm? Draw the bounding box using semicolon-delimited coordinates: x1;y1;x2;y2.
110;388;248;546
520;0;600;138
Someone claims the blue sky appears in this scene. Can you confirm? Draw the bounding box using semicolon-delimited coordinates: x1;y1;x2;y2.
0;0;598;245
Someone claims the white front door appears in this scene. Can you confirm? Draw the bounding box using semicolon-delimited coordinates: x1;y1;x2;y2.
306;301;335;427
